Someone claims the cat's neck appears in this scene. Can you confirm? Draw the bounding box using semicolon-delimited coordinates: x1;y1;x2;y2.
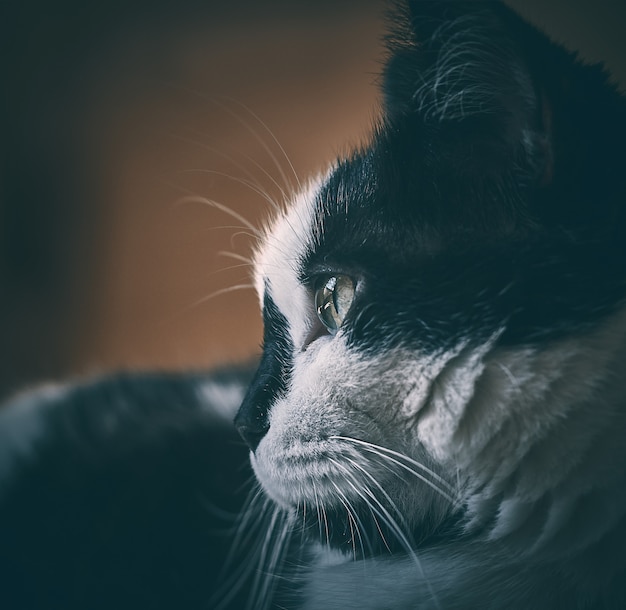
454;304;626;558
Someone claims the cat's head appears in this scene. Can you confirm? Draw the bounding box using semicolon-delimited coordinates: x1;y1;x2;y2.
235;0;626;555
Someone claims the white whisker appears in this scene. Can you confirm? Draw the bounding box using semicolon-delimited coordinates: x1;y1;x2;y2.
247;505;284;610
212;489;269;610
331;463;394;553
221;96;302;191
331;435;458;501
329;469;372;558
174;193;261;237
203;96;297;193
202;263;253;280
162;86;298;192
178;168;281;213
330;458;441;608
256;511;293;610
169;130;290;207
186;284;255;312
217;251;254;265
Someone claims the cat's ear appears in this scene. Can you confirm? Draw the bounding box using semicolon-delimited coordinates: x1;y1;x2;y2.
383;0;554;182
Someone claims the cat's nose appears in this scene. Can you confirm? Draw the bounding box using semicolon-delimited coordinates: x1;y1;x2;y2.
235;294;293;451
234;382;271;452
235;419;269;452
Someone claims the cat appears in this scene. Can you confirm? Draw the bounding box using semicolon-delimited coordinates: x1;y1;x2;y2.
237;0;626;607
2;1;626;608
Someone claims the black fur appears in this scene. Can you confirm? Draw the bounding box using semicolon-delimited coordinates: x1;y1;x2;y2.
0;370;262;610
236;290;294;451
2;2;626;609
302;0;626;355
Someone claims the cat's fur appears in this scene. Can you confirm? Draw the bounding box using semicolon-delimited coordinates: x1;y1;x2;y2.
2;1;626;608
239;0;626;607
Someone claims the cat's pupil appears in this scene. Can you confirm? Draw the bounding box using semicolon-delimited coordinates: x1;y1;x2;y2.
315;275;355;335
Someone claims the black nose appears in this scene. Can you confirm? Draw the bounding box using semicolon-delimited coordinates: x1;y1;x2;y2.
234;362;276;451
235;419;269;452
235;288;293;451
234;343;292;451
234;382;271;451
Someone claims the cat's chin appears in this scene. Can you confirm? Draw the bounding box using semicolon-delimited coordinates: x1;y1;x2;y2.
248;469;417;558
250;439;459;558
294;496;463;559
248;451;297;509
249;441;352;510
296;499;424;558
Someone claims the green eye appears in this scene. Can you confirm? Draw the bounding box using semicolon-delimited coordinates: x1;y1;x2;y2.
315;275;355;335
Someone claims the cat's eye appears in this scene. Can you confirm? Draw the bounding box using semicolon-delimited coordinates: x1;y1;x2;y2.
314;275;355;335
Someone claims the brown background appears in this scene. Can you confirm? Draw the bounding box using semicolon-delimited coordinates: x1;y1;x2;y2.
1;0;625;397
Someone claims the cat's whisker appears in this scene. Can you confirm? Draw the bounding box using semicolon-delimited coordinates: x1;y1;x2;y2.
331;435;458;499
217;251;254;266
248;505;285;610
368;507;393;555
212;489;271;610
217;488;261;569
331;459;411;554
227;231;264;251
188;283;255;311
329;435;455;493
178;168;281;214
235;147;291;206
257;511;293;610
228;231;263;254
164;87;297;193
169;130;290;207
342;456;414;533
330;463;392;554
313;482;331;550
360;447;458;507
328;463;375;559
174;193;261;237
330;461;395;547
354;487;395;555
331;485;360;560
191;224;262;239
202;262;253;281
161;177;264;245
234;488;268;539
349;478;441;608
329;456;442;607
206;96;298;193
220;96;302;191
297;499;310;551
329;477;365;559
345;497;370;560
312;482;324;544
321;503;331;551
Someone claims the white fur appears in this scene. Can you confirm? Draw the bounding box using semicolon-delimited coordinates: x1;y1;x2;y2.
254;171;331;347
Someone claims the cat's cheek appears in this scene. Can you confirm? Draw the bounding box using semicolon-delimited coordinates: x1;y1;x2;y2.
250;392;349;507
249;341;380;507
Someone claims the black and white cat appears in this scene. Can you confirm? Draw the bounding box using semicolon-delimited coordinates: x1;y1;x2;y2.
2;1;626;608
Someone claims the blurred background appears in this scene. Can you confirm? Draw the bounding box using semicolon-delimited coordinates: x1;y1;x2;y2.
1;0;625;398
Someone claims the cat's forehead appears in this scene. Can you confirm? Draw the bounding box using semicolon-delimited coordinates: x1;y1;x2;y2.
254;156;427;301
254;137;518;301
253;154;430;305
253;173;327;305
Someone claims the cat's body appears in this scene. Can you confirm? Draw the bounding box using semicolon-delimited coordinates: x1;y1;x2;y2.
0;370;258;609
2;1;626;608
